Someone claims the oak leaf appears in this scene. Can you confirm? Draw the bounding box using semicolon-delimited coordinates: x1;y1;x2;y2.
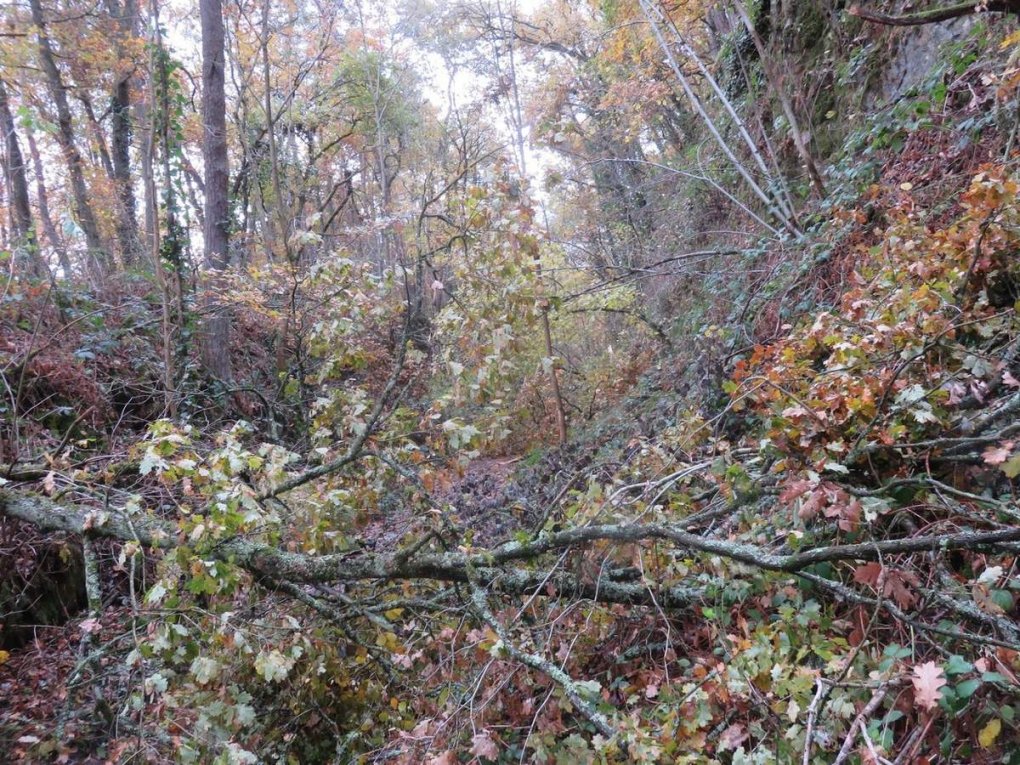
911;662;946;711
717;723;749;751
982;442;1014;465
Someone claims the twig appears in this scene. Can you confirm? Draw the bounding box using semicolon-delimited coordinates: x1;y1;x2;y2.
466;576;622;746
803;677;828;765
832;682;890;765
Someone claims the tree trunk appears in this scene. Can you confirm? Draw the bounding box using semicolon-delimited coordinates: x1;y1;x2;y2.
201;0;230;270
75;93;114;179
494;1;568;443
108;0;141;267
200;0;232;383
0;78;47;278
28;0;107;273
26;129;72;277
136;91;157;261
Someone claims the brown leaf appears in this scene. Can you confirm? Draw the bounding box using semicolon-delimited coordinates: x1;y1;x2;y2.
798;489;825;521
854;564;918;610
983;442;1014;466
470;730;499;761
884;570;920;610
717;723;749;752
911;661;946;711
780;479;813;504
853;562;882;587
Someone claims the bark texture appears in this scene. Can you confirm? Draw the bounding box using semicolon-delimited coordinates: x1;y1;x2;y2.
108;0;141;266
200;0;233;383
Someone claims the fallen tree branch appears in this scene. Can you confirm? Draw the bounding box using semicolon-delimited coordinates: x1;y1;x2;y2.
0;490;705;609
832;682;893;765
5;489;1020;604
798;570;1020;651
850;1;1020;27
467;577;622;744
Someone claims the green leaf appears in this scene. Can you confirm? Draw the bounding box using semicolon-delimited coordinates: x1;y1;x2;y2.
945;655;973;675
954;678;982;699
1001;454;1020;478
144;583;168;605
139;448;168;476
234;704;256;727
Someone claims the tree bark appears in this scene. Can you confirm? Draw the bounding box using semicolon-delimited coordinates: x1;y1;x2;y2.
75;93;115;179
0;78;47;278
200;0;233;384
108;0;142;267
28;0;107;273
201;0;230;271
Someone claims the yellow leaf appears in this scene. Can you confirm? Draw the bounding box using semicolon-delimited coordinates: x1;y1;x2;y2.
979;718;1001;748
0;650;9;665
1001;30;1020;49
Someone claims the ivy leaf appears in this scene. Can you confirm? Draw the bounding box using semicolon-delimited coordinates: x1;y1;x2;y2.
911;661;947;711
